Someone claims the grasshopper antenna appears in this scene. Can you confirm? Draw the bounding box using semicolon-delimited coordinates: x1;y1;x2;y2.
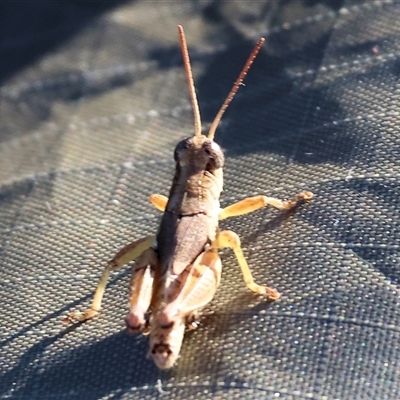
178;25;202;137
207;37;265;141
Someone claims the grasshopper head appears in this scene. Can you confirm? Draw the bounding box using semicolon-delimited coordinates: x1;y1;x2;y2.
174;135;224;172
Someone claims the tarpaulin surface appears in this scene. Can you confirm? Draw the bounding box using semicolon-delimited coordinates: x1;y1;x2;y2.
1;1;399;399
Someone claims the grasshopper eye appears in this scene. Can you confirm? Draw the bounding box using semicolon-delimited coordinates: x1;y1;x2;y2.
203;140;224;170
177;138;190;151
202;140;214;154
174;138;191;161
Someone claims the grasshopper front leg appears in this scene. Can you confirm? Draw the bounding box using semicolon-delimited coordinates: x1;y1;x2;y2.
219;191;313;220
214;230;280;299
149;194;168;212
64;235;155;323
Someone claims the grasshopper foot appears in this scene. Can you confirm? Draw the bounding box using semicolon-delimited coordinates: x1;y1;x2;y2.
295;190;314;204
278;190;314;211
187;311;201;330
248;282;281;300
62;309;99;324
264;287;281;300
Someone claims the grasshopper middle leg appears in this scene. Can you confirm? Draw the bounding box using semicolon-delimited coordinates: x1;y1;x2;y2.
214;230;280;299
64;235;155;323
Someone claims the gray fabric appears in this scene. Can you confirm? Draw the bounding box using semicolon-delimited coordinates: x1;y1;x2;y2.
1;1;399;399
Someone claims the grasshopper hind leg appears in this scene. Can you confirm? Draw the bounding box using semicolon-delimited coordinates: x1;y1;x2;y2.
158;249;222;327
125;247;158;334
149;250;222;369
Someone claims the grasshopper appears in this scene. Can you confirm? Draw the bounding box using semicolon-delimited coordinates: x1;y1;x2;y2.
64;25;313;369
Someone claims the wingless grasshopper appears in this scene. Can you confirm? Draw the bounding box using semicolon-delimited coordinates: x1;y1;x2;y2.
64;26;313;369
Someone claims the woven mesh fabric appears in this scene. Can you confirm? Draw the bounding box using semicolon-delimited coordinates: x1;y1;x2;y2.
1;1;400;399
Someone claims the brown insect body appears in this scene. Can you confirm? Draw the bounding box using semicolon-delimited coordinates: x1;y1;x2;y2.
150;136;224;368
64;25;313;370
